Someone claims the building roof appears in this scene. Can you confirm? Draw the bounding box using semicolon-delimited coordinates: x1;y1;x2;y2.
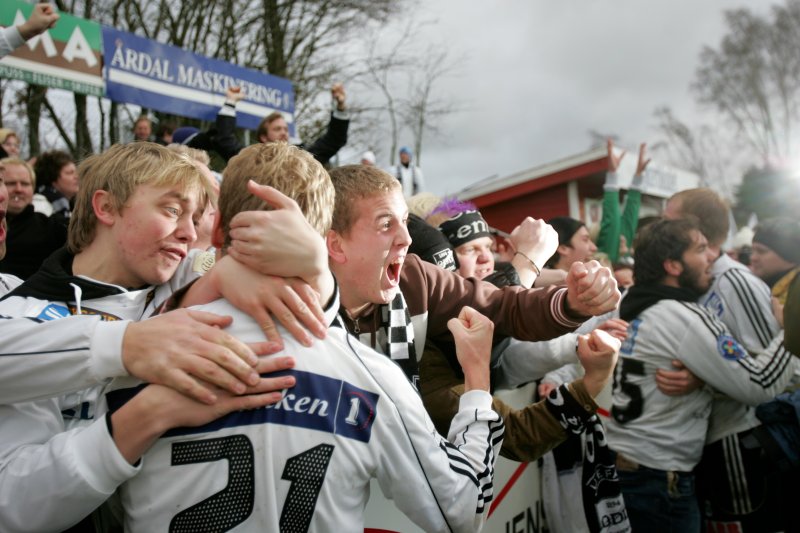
458;146;701;204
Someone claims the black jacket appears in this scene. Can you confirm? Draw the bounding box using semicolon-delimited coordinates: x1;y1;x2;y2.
0;205;67;280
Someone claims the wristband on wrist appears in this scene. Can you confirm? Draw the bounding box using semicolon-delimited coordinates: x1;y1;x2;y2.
515;251;541;276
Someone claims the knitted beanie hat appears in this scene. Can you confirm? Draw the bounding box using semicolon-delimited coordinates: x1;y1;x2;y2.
753;217;800;264
438;210;492;249
408;214;458;272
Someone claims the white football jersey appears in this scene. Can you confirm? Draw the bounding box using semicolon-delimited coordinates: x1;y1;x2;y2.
605;299;792;472
113;298;504;533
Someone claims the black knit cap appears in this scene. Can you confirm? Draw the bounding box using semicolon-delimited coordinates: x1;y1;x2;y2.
753;217;800;264
547;216;585;246
438;210;492;248
408;214;458;272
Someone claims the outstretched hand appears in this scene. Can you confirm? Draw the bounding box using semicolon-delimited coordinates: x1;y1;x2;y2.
607;138;625;172
122;309;279;405
226;85;245;103
331;83;346;111
447;306;494;392
597;318;629;341
203;256;327;347
19;4;59;40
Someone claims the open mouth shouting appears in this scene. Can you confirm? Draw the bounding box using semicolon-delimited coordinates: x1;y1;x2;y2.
386;255;405;286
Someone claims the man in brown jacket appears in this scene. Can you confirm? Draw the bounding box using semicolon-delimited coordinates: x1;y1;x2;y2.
325;164;620;460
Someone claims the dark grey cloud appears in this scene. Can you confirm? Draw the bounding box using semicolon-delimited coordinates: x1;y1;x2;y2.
373;0;774;196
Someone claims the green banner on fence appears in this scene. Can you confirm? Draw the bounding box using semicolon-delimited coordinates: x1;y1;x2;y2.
0;1;103;96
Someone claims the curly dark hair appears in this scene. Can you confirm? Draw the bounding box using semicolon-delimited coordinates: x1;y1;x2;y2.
633;218;699;285
34;150;74;189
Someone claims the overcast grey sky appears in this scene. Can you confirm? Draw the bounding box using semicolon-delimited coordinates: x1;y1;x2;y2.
340;0;774;197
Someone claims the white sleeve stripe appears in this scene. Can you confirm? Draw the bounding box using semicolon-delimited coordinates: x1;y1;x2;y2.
550;289;583;328
724;270;773;347
722;434;754;514
737;345;790;387
682;302;789;387
343;333;502;526
681;303;724;337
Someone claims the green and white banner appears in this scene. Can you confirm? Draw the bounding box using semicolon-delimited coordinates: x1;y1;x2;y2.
0;0;103;96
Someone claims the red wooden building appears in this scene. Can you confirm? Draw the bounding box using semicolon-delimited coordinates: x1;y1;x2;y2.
456;147;700;234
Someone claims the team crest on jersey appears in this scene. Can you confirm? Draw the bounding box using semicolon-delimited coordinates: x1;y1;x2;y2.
36;303;70;321
717;335;746;361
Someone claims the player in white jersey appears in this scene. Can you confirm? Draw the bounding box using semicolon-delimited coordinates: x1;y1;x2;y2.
111;142;506;531
115;299;503;532
605;219;794;533
0;144;301;532
663;188;793;532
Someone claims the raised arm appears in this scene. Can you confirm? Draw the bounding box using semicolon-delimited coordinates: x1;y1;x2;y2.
376;307;503;532
18;4;59;40
509;217;559;288
596;139;624;262
304;83;349;165
619;143;648;246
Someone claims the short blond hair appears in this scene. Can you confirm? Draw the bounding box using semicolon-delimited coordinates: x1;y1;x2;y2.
218;143;333;248
328;165;401;235
0;157;35;187
68;143;212;253
406;192;442;219
166;144;211;166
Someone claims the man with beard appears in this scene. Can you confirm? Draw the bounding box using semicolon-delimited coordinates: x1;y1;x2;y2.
663;188;790;532
605;219;794;533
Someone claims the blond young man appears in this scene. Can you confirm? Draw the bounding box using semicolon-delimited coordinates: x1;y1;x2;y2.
0;143;296;532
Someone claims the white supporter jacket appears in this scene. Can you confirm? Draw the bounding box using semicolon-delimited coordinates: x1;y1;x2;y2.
699;253;786;443
0;249;213;532
114;298;504;533
0;249;213;405
605;299;792;472
0;287;162;533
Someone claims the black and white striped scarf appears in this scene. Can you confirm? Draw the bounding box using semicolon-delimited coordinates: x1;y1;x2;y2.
546;384;631;533
380;292;419;387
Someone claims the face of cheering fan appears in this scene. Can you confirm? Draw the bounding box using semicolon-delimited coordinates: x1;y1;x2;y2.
455;236;495;280
328;188;411;313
